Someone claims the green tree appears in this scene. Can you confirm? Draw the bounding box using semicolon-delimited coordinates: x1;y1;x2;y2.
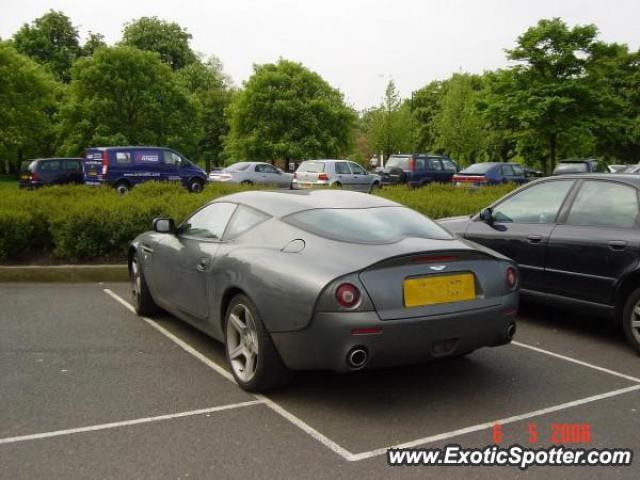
121;17;197;70
225;59;355;162
432;74;487;165
176;57;233;170
12;10;81;82
363;80;414;160
81;32;107;57
411;79;447;153
0;42;59;173
58;46;199;156
492;18;617;173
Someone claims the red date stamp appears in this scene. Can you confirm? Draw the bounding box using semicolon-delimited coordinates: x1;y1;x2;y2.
492;422;592;444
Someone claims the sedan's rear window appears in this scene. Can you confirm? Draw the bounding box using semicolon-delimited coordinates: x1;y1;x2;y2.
284;207;453;244
227;162;251;172
554;163;588;174
461;163;496;174
298;161;325;173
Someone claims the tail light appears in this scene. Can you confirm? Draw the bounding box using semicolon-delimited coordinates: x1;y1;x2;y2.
318;173;329;181
101;151;109;175
452;174;460;182
29;172;40;182
408;156;415;171
506;267;518;289
335;283;360;308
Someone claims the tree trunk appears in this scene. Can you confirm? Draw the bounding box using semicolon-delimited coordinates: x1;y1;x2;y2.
547;132;558;176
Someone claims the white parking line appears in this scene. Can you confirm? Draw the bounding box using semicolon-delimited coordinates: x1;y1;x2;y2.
102;288;640;463
348;384;640;461
0;400;263;446
103;288;354;461
512;341;640;384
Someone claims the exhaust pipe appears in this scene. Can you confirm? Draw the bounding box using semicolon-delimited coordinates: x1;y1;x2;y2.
506;323;517;341
347;347;369;369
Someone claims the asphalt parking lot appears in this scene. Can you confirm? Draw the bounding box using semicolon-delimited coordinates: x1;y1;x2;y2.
1;283;639;479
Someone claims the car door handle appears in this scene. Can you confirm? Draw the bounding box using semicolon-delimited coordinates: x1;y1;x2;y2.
527;234;543;243
141;244;154;254
608;240;627;251
196;258;210;272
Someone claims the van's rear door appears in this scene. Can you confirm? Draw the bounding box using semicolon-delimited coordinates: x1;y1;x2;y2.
84;149;104;184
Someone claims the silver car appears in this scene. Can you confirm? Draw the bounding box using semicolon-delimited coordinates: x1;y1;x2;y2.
129;190;519;392
209;161;293;188
292;159;381;192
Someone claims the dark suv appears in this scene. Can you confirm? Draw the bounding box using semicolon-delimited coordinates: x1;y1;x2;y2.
379;154;458;187
19;158;84;189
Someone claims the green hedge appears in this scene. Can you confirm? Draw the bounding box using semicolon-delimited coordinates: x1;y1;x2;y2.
0;182;516;262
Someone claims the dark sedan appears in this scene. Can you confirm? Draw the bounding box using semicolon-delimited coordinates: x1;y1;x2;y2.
439;174;640;353
452;162;528;186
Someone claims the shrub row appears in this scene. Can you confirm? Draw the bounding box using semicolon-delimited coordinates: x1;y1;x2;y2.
0;182;516;262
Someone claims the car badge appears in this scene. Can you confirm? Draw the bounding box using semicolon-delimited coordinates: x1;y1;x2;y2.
429;265;446;271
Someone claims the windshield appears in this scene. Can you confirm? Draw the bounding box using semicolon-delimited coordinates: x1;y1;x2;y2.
461;163;496;174
385;156;410;170
284;207;453;244
554;163;587;174
226;162;251;172
298;161;325;173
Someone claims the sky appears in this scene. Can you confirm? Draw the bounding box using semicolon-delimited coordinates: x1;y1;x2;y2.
1;0;639;110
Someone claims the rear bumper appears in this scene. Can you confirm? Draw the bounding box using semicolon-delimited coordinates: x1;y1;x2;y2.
271;294;518;372
291;179;330;189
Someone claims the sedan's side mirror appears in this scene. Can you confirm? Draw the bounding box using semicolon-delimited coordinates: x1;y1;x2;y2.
152;217;176;234
479;208;494;224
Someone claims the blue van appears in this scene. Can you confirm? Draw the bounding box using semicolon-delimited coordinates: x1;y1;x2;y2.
83;146;207;193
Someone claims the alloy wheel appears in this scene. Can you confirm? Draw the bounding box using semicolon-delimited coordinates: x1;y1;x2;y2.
226;304;260;382
631;300;640;344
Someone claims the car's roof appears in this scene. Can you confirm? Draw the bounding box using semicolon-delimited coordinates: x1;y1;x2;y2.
539;173;640;186
299;159;348;163
214;189;400;217
87;146;168;150
30;157;83;161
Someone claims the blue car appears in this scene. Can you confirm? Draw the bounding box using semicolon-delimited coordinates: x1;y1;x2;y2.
452;162;529;186
83;146;207;193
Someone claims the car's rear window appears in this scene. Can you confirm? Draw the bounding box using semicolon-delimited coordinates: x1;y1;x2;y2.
227;162;250;172
20;161;35;172
554;163;588;174
298;161;325;173
386;156;410;170
461;163;495;174
284;207;453;244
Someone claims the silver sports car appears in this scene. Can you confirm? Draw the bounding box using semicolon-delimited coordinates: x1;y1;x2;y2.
129;190;519;392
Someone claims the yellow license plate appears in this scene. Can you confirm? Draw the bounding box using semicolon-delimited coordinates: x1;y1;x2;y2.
88;171;97;176
403;273;476;308
20;175;28;180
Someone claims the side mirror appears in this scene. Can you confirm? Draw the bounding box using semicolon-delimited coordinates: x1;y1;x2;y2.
479;208;494;224
152;217;175;234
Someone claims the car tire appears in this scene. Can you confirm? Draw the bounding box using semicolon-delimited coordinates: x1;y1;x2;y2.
130;253;158;316
368;182;381;193
114;181;131;194
621;287;640;354
240;180;253;186
332;182;342;189
188;178;204;193
224;294;292;392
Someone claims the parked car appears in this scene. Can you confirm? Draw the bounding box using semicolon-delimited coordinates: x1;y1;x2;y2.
552;158;601;175
291;160;381;192
524;167;545;178
379;154;458;187
129;190;519;391
623;164;640;174
608;164;629;174
209;162;292;188
452;162;528;186
83;146;207;193
439;174;640;353
19;158;84;189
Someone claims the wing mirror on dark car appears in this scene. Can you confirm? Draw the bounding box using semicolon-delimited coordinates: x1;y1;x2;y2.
152;217;176;234
479;207;494;224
